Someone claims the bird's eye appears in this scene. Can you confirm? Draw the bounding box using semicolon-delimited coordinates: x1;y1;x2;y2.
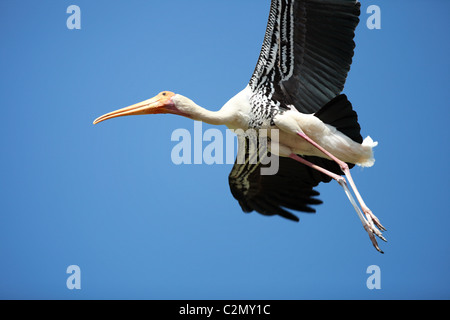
162;92;167;96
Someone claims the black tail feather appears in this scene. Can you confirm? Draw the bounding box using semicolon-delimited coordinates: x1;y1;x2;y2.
306;94;363;176
314;94;363;144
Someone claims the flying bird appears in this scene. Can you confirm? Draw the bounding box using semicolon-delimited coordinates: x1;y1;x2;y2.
93;0;386;253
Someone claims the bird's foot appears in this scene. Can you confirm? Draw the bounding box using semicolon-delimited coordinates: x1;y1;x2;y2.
336;177;386;252
364;207;386;232
362;206;387;254
363;207;387;242
364;224;384;254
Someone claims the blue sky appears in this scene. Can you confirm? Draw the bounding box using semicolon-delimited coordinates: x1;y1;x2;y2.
1;0;449;299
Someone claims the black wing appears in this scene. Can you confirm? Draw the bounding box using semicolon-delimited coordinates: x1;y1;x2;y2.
249;0;361;113
228;135;343;222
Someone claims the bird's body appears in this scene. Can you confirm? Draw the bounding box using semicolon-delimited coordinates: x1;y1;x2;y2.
232;87;376;164
190;85;376;165
94;0;387;253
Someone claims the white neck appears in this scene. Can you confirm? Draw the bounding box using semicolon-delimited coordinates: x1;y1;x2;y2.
186;103;231;126
172;87;252;129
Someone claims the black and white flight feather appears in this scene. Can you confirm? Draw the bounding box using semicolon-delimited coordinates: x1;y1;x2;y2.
229;0;362;222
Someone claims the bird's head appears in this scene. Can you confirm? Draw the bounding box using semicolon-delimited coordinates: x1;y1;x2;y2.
93;91;193;125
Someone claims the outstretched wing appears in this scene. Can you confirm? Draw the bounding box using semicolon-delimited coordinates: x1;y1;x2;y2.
249;0;361;113
231;0;362;220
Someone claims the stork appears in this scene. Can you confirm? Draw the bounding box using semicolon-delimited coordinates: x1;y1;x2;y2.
93;0;386;253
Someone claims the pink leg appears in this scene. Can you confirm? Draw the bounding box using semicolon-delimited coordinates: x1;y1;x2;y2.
294;131;386;251
296;132;385;228
289;153;385;253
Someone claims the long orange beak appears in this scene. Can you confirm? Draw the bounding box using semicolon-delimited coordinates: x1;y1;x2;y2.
93;91;176;125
